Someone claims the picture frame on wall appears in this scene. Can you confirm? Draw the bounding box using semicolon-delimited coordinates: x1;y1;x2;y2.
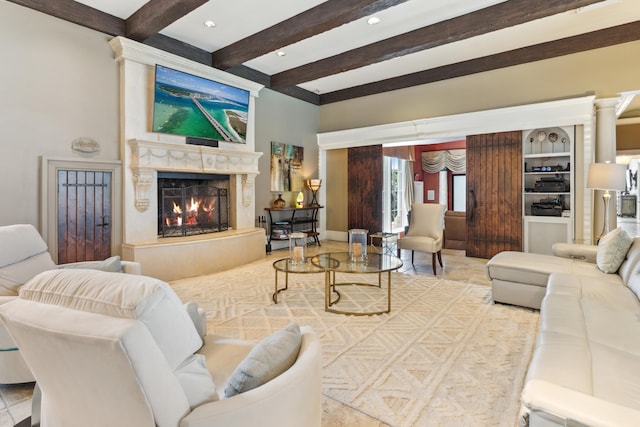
270;142;304;192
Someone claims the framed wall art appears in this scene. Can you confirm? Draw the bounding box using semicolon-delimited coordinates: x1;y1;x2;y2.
270;142;304;192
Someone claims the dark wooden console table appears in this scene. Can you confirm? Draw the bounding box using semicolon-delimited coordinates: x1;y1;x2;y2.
265;206;323;252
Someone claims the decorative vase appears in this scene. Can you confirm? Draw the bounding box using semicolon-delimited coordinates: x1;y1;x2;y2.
273;194;286;208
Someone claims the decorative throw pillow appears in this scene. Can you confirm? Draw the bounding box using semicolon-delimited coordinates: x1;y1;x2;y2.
596;227;633;273
224;323;302;398
62;255;122;272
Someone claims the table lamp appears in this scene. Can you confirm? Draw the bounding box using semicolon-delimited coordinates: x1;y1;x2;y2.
306;179;322;206
587;162;627;241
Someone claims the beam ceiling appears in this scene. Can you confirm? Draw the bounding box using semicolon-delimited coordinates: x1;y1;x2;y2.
8;0;639;106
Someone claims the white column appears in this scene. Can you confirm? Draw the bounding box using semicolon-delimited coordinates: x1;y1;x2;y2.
593;98;620;240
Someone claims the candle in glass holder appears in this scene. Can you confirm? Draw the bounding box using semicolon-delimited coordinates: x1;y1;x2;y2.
293;246;304;263
352;242;362;259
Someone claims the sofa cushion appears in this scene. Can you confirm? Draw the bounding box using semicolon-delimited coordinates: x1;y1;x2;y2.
224;323;302;397
61;255;122;272
19;269;203;370
0;252;56;296
0;224;49;269
525;273;640;419
596;227;633;274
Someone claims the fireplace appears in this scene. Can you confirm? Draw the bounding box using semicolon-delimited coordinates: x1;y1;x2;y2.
113;37;266;281
157;172;229;237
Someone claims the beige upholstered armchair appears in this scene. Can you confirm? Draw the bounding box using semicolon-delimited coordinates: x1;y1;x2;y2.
0;224;141;384
397;203;446;274
0;269;322;427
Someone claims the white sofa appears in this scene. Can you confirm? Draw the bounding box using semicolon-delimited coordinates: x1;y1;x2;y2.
486;229;640;426
0;268;322;427
0;224;141;383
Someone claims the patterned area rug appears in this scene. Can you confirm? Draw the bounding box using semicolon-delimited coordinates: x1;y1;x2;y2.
171;255;539;427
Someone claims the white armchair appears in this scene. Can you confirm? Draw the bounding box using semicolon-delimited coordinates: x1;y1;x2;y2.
0;224;141;383
397;203;446;275
0;269;322;427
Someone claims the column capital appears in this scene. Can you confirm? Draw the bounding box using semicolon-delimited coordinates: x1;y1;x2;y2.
594;97;620;111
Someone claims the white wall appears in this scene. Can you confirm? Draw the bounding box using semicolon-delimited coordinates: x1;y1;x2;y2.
0;2;119;227
254;88;320;217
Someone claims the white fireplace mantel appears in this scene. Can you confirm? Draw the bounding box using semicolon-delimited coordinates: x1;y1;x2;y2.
128;139;262;212
111;37;267;279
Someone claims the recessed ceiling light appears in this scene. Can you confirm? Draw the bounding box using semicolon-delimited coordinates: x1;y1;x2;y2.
276;51;286;57
367;16;380;25
203;20;216;28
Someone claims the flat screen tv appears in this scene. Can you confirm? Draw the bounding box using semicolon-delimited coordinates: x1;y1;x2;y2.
152;65;250;143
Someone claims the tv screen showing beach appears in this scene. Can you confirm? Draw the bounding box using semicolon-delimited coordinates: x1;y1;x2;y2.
152;65;250;143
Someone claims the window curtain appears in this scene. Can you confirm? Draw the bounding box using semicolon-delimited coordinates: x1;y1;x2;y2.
383;146;415;213
421;149;466;173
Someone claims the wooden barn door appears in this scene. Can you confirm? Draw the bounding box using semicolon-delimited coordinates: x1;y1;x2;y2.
348;145;383;233
466;131;522;259
57;170;112;263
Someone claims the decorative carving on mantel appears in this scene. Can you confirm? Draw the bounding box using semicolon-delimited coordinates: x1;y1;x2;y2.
128;139;261;174
241;174;256;207
132;169;155;212
127;139;262;212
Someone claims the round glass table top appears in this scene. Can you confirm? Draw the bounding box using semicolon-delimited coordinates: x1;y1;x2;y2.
311;252;403;273
272;258;325;274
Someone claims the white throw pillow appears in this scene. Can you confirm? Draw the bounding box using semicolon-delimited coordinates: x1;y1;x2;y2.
61;255;122;272
596;227;633;274
224;323;302;397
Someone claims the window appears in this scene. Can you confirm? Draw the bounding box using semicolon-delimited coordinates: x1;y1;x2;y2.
383;156;408;233
452;174;466;211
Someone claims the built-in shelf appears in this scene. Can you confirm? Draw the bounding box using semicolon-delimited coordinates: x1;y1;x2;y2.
522;126;575;255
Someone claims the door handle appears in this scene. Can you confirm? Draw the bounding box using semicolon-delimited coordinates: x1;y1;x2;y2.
469;189;477;223
96;216;110;228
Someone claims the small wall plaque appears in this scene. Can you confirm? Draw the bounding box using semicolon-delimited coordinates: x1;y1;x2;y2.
72;137;100;153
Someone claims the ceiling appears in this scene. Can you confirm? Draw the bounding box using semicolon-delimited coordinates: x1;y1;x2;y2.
11;0;640;111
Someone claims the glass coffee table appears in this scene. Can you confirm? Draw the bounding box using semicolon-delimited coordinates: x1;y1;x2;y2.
312;252;403;316
272;258;324;303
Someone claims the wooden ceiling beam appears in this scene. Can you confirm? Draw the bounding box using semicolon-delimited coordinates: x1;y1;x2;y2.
320;20;640;104
271;0;606;88
7;0;125;36
126;0;209;41
212;0;409;70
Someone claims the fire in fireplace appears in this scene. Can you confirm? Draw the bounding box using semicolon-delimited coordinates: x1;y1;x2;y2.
157;172;229;237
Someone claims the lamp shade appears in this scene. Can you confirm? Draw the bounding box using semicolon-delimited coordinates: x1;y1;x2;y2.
306;179;322;190
586;162;626;191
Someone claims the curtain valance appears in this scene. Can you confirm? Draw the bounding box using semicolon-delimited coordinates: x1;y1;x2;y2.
421;149;466;173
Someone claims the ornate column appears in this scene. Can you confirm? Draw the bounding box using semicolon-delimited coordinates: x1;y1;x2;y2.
593;98;620;240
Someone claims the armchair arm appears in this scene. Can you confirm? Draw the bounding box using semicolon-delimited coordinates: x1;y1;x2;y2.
180;327;322;427
552;243;597;263
184;302;207;340
59;256;141;275
121;261;142;275
522;380;640;427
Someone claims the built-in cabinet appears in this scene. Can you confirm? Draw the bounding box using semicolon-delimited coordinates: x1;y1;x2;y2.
522;126;575;255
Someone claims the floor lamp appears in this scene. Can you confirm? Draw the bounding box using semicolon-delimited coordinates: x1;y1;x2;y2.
587;162;627;242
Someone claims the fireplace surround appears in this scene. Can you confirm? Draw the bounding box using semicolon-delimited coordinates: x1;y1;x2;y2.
111;37;266;281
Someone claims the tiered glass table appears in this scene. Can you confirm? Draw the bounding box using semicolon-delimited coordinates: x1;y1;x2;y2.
273;252;403;315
